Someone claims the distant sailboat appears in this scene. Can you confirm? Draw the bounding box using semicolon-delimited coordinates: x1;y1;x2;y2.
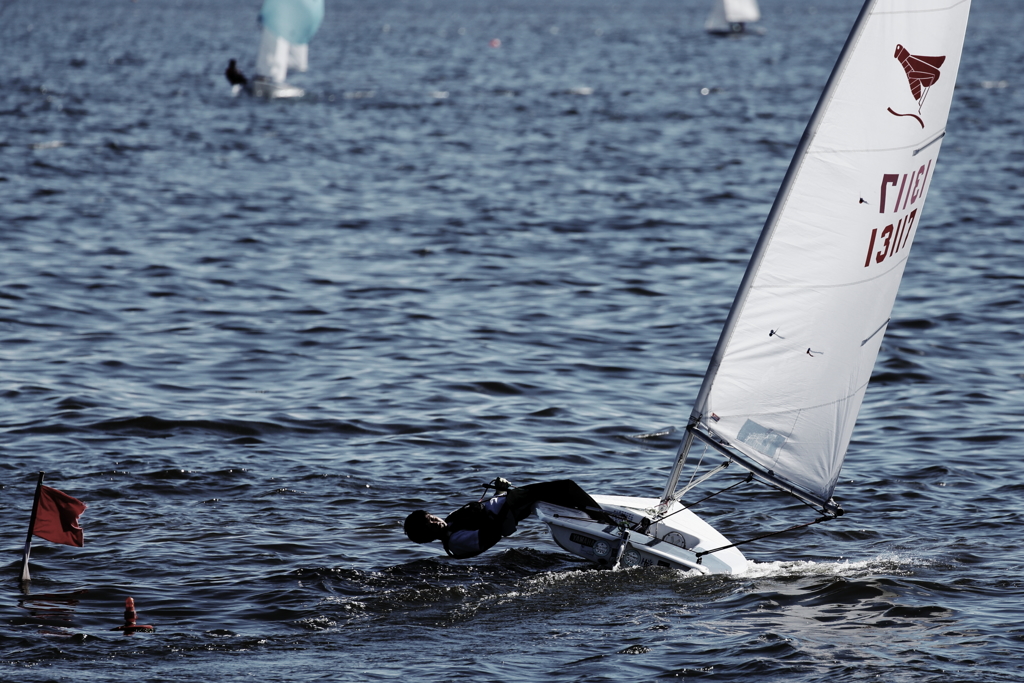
249;0;324;98
705;0;761;35
538;0;972;574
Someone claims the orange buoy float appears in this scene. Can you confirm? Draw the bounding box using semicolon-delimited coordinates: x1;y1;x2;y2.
111;597;155;633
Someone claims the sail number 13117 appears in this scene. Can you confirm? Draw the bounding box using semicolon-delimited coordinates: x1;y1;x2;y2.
865;160;933;268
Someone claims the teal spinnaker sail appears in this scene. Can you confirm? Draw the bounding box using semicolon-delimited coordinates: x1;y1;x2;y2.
260;0;324;45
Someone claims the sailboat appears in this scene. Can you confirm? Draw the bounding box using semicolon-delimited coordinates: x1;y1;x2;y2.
705;0;761;35
538;0;972;575
248;0;325;98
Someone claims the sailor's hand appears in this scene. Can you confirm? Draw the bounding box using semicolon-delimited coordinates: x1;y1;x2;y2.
493;477;512;492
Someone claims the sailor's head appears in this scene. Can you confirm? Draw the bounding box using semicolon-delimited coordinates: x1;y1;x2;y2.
404;510;446;543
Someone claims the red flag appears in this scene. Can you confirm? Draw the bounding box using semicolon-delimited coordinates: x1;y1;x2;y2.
33;486;87;547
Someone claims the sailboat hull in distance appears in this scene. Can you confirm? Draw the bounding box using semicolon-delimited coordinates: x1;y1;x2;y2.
249;78;305;99
536;496;747;575
706;0;761;35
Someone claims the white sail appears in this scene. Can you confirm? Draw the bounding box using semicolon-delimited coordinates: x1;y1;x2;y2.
255;27;292;83
705;0;761;33
680;0;972;509
288;43;309;73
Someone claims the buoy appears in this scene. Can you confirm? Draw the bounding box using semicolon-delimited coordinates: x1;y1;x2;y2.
489;38;501;48
111;596;155;633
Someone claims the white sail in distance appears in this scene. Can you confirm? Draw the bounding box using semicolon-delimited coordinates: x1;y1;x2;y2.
705;0;761;33
685;0;972;509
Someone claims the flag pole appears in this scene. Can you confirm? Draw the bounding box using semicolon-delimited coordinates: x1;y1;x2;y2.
20;472;44;583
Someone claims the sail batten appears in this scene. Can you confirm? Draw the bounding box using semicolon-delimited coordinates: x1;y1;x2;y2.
668;0;972;508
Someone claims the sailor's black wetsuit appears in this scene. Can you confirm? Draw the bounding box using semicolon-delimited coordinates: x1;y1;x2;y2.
441;479;606;559
441;496;516;559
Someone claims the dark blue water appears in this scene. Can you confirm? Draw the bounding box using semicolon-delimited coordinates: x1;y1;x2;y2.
3;0;1023;680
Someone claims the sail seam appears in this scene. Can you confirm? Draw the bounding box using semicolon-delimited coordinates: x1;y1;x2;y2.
811;137;946;156
809;129;947;155
714;376;871;424
751;251;911;290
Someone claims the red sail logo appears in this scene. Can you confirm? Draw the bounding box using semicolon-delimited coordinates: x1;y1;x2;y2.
887;44;946;128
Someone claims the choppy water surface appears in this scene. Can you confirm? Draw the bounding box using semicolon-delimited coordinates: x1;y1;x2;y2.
3;0;1024;680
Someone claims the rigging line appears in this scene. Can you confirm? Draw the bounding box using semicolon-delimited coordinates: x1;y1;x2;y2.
677;461;731;506
695;514;834;563
796;495;830;515
688;427;843;515
655;472;753;525
684;441;708;492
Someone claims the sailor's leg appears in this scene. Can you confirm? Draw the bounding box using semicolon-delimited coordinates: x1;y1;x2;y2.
503;489;537;522
513;480;606;521
255;27;290;83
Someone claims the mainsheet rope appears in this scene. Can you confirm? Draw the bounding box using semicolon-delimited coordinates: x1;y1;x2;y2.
666;471;837;561
695;514;833;563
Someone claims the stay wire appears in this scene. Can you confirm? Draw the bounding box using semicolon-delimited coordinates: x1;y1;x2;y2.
654;472;754;525
685;471;753;510
684;442;709;492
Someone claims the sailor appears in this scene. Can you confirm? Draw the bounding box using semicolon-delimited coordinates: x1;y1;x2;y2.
225;59;248;87
404;478;607;559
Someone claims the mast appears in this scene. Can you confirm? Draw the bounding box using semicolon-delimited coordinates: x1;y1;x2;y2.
663;0;879;505
20;472;45;583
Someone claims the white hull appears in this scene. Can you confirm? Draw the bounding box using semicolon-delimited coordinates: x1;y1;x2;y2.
249;26;307;99
537;494;747;575
249;77;304;99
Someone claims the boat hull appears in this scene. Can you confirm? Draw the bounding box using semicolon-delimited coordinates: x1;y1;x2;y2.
706;23;747;35
536;494;747;575
248;78;304;99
